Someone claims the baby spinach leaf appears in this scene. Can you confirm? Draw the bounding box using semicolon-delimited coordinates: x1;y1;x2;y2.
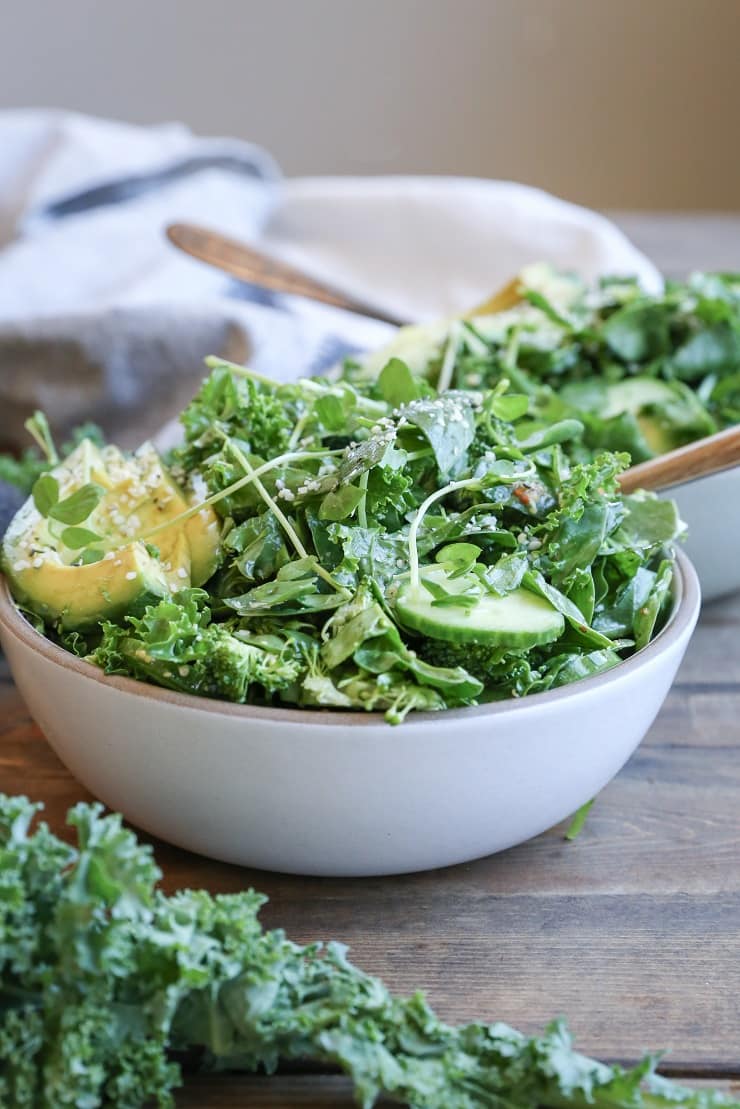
483;551;529;595
543;500;612;584
400;393;476;476
602;301;671;361
618;495;682;549
226;513;290;583
524;569;614;648
321;522;409;587
633;559;674;650
515;418;584;451
671;324;740;381
565;568;596;625
319;484;366;521
225;558;346;617
378;357;422;406
592;566;657;639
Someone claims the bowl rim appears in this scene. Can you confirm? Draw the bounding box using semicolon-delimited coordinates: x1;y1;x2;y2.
0;549;700;728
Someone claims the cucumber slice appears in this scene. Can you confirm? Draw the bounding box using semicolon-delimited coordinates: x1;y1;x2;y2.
395;566;565;648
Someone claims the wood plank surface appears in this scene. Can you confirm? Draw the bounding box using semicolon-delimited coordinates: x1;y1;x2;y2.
1;215;740;1106
173;1075;740;1108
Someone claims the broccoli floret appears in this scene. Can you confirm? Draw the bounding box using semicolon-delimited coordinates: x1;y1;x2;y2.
334;672;446;725
197;629;300;699
418;638;533;691
92;590;300;702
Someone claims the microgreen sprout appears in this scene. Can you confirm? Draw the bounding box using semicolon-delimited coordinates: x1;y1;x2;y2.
138;449;343;543
220;436;350;597
408;478;484;591
23;411;58;465
436;321;462;393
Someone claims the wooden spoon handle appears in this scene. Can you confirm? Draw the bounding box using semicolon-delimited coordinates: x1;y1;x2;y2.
166;222;408;328
619;424;740;493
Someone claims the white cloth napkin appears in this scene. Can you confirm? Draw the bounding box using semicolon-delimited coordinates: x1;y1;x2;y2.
0;109;661;451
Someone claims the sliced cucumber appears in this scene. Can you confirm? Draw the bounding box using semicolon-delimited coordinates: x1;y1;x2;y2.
395;566;564;648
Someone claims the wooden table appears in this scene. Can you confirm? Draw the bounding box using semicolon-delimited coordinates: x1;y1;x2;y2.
2;215;740;1106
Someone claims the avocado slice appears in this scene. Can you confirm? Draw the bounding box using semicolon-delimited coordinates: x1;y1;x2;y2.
601;378;680;455
2;440;221;630
559;374;713;458
151;463;221;586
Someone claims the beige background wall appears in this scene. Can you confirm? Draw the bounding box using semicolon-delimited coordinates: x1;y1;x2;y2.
2;0;739;209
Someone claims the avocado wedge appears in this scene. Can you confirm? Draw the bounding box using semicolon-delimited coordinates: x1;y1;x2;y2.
1;440;221;629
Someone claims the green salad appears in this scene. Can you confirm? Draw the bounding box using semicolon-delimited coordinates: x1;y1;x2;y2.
355;267;740;463
2;347;682;722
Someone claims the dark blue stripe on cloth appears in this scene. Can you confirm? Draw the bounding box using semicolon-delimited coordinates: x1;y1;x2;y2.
225;278;283;311
306;336;363;375
38;154;272;220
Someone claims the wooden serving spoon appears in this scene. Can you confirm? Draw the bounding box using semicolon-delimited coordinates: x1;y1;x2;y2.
166;221;740;496
619;424;740;493
166;222;409;327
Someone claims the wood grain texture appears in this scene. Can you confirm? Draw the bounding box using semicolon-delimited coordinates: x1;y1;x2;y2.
173;1075;740;1107
174;1076;395;1107
1;217;739;1105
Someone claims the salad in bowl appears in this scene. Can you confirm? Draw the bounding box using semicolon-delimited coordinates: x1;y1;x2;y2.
1;356;683;724
0;352;700;873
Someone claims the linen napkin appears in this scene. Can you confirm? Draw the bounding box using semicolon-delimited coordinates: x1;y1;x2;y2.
0;109;661;460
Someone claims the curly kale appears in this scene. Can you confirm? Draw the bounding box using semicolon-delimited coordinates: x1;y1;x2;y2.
92;589;300;702
175;363;293;474
1;795;737;1109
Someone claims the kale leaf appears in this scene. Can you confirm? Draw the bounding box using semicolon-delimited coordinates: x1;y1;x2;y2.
1;795;736;1109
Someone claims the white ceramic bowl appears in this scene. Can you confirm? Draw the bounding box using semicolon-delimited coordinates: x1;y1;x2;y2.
0;551;700;877
669;470;740;601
